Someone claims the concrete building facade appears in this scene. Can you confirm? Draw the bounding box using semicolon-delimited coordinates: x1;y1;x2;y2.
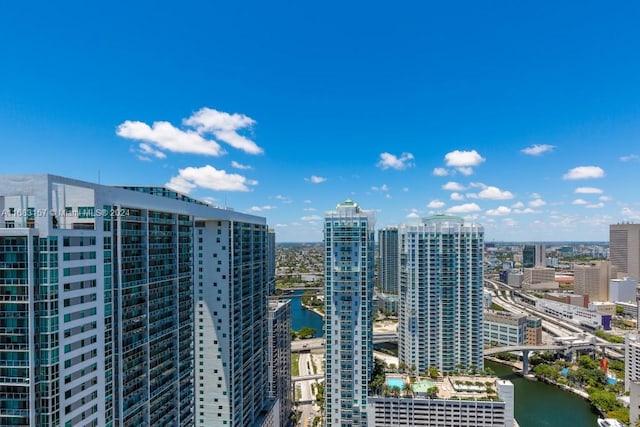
398;215;484;374
323;200;376;427
610;223;640;280
573;261;617;302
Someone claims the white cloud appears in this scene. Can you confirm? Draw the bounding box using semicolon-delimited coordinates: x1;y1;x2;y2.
620;154;640;162
465;193;478;199
469;182;487;189
531;192;542;199
478;186;514;200
371;184;390;192
586;202;605;209
166;165;257;193
274;223;288;228
562;166;605;180
305;175;327;184
511;202;524;209
486;206;511;216
513;208;537;214
451;192;465;201
301;215;322;221
377;152;415;170
432;167;448;176
275;195;292;204
521;144;555;156
442;181;466;191
599;196;613;202
457;167;474;176
443;149;485;174
117;120;224;156
574;187;603;194
427;200;445;209
444;150;485;167
402;187;409;192
138;142;167;159
231;160;252;170
406;211;420;219
529;198;546;208
446;203;481;214
304;199;312;204
303;207;316;212
249;205;276;212
183;107;262;154
572;199;588;205
622;207;640;221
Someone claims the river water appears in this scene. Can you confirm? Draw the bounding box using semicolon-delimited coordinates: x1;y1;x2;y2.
486;360;600;427
286;292;599;426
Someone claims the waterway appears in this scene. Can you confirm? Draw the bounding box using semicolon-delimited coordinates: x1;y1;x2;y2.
283;290;324;338
485;360;600;427
284;292;599;426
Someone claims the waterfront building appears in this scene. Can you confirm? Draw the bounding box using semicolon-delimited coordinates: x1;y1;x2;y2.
0;174;275;427
610;223;640;280
323;200;376;427
526;317;543;345
574;261;617;302
609;277;638;303
267;299;292;425
483;310;527;347
378;226;399;296
398;214;484;374
523;244;545;268
367;375;514;427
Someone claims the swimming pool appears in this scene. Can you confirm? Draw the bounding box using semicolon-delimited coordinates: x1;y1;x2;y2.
386;377;404;389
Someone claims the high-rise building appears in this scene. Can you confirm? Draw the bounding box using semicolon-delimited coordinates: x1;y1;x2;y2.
267;228;276;296
398;214;484;373
378;227;398;295
610;223;640;280
323;200;375;427
522;244;545;268
268;299;292;425
573;261;617;302
0;174;275;427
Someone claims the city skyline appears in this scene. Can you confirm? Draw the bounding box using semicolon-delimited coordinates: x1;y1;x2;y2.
2;3;640;243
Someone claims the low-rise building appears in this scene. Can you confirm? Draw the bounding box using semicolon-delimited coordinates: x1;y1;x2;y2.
526;317;543;345
544;292;588;308
484;310;527;347
589;301;616;316
523;268;558;290
610;277;638;303
535;299;612;330
367;375;514;427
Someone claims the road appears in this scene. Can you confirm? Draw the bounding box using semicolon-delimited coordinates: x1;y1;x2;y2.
296;352;323;426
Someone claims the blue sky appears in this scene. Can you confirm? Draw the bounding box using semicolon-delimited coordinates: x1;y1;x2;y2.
1;1;639;242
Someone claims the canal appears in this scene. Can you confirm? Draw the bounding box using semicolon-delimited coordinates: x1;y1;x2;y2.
285;291;599;427
486;360;600;427
283;290;324;338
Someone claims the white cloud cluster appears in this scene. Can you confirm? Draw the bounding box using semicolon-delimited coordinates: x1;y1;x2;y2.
521;144;555;156
442;181;465;191
427;200;445;209
486;206;511;216
377;152;415;170
371;184;390;192
231;161;252;170
562;166;605;180
166;165;258;193
446;203;481;214
620;154;640;162
574;187;603;194
444;150;485;175
305;175;327;184
117;107;263;159
432;167;448;176
301;215;322;221
477;186;514;200
249;205;276;212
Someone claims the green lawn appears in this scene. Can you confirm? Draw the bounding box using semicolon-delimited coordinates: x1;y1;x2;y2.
292;353;300;377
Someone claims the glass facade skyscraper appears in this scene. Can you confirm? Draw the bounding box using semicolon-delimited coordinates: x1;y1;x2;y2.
0;174;275;427
377;227;398;295
398;214;484;374
323;200;375;427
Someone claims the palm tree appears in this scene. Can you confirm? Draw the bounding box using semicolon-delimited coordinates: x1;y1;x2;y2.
402;382;413;398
